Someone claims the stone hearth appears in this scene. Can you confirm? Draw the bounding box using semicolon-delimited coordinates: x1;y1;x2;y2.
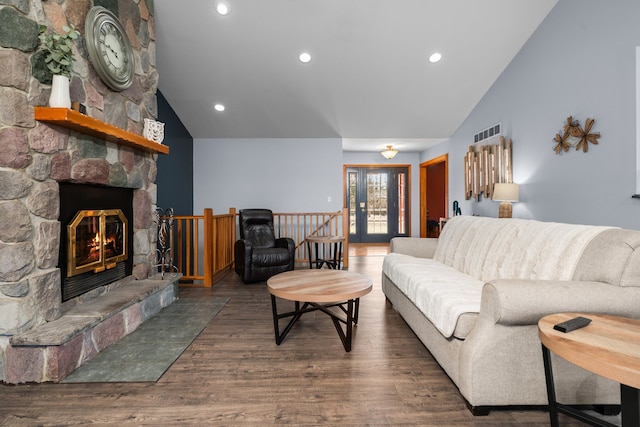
0;0;170;383
6;274;178;384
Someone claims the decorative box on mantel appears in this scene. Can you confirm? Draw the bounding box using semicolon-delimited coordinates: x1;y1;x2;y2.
34;107;169;155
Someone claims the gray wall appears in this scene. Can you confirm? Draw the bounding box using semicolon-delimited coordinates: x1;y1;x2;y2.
193;138;344;215
424;0;640;229
192;141;423;235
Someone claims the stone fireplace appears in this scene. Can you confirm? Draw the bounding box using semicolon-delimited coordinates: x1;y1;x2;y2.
0;0;178;383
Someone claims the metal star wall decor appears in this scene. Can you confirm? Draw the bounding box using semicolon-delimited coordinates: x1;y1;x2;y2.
553;128;572;154
553;116;600;154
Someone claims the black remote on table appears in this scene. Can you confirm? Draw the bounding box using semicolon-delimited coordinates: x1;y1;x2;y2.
553;316;592;333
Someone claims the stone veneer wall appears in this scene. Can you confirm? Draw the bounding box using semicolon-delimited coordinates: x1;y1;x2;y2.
0;0;160;382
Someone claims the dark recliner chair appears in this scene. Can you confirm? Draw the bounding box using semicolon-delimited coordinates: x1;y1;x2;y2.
234;209;295;283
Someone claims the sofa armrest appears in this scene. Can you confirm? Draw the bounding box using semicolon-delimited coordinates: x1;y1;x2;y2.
481;279;640;326
390;237;438;258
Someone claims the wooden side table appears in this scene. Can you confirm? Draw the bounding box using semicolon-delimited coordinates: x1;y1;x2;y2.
538;313;640;427
306;235;345;269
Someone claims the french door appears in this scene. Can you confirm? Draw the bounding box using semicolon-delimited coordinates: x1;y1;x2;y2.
346;166;409;243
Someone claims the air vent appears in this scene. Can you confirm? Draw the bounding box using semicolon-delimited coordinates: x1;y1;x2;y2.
474;123;501;143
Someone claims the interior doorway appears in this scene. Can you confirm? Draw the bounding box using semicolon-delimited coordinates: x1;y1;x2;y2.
345;166;410;243
420;154;448;238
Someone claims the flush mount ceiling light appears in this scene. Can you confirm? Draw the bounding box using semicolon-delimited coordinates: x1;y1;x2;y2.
380;145;398;159
216;3;229;15
214;104;225;112
429;52;442;63
299;52;312;63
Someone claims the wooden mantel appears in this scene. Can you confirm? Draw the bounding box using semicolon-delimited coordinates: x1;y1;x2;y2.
34;107;169;155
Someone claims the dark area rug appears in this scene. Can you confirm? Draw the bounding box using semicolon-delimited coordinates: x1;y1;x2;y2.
62;296;229;383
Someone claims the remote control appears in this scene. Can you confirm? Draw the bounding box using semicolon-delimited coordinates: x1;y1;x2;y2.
553;316;592;333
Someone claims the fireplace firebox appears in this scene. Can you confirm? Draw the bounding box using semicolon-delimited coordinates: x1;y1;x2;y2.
59;183;134;301
67;209;128;277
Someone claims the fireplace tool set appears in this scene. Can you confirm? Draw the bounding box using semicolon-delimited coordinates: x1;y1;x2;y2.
154;207;178;278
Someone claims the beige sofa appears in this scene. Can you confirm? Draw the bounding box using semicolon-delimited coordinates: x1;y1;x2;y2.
382;215;640;414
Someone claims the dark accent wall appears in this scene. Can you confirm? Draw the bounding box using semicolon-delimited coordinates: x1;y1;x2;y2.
157;91;193;215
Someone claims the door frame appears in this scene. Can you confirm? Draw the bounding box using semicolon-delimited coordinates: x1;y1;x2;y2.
343;164;412;243
419;154;448;238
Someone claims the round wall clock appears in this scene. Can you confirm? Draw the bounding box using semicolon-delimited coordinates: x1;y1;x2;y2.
85;6;135;91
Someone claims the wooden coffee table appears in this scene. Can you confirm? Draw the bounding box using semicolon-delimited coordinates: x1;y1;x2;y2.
267;269;372;352
539;312;640;427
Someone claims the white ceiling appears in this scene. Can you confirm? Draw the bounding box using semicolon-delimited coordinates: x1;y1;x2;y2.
154;0;557;152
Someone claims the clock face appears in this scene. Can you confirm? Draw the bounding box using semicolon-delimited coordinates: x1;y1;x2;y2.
85;6;135;91
100;22;128;76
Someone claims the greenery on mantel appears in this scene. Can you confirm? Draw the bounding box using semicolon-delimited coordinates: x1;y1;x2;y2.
38;24;80;78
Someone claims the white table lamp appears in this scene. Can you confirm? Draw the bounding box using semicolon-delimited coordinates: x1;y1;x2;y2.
492;183;519;218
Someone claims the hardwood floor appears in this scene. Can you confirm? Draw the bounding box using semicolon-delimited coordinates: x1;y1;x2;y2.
0;249;589;426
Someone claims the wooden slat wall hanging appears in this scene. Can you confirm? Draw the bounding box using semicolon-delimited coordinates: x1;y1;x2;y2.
464;136;513;200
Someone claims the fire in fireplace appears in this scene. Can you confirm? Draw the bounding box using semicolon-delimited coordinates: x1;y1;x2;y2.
67;209;128;277
59;183;134;301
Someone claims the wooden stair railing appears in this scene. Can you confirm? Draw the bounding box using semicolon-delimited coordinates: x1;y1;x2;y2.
167;208;348;287
273;208;349;269
169;208;236;287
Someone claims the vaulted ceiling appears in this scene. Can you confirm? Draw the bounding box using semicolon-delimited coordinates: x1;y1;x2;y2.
154;0;557;151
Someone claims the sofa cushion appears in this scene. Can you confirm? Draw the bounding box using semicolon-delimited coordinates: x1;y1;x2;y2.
382;253;483;338
452;312;479;340
433;216;612;282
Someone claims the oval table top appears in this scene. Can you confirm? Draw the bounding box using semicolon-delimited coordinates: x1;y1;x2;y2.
306;235;345;243
267;269;372;303
538;312;640;389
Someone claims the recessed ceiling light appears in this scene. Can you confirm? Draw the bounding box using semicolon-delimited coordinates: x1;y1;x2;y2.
214;104;225;112
299;52;312;63
216;3;229;15
429;52;442;63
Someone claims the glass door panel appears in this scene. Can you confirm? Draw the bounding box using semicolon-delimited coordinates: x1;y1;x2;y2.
348;171;357;235
346;167;409;243
366;172;388;235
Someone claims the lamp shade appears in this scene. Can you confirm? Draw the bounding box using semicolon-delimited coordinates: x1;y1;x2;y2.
380;145;398;159
492;183;519;202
